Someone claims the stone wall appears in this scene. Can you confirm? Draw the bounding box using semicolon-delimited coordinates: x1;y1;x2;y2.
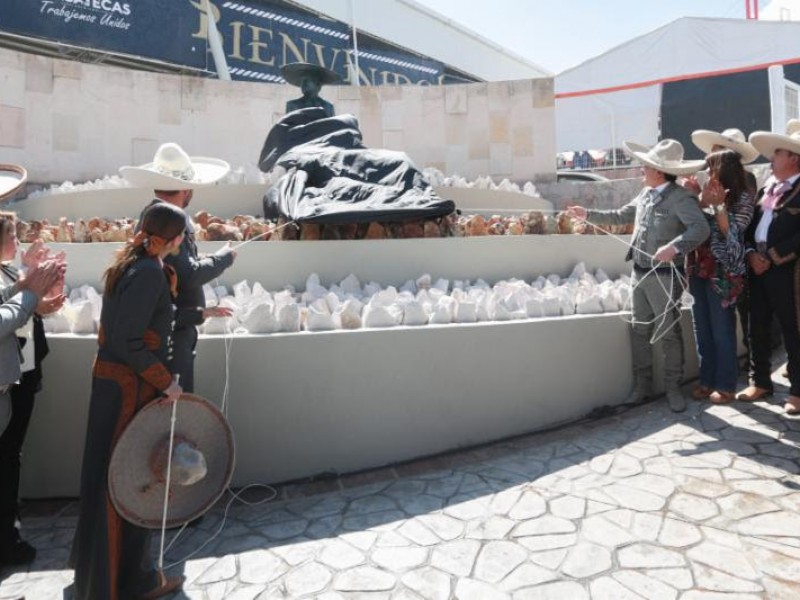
0;48;556;185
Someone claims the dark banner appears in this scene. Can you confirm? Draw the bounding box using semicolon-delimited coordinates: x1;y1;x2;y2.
0;0;458;85
0;0;207;68
661;70;770;161
209;0;447;84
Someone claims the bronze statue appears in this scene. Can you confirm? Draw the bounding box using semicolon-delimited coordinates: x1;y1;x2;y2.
281;62;340;118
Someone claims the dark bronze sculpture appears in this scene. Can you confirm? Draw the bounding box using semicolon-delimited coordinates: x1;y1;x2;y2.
281;62;340;117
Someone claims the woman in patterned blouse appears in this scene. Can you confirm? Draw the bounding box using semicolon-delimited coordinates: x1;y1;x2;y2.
687;150;755;403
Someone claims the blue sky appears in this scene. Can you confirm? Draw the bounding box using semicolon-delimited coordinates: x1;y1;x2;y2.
418;0;753;73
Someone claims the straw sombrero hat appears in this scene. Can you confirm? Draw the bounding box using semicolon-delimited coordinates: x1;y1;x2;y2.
280;62;340;87
750;121;800;158
120;143;230;191
108;393;235;529
623;139;706;176
0;163;27;202
691;128;759;164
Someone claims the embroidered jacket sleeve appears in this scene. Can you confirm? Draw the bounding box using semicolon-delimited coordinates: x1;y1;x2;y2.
107;266;172;391
585;197;639;228
708;192;754;275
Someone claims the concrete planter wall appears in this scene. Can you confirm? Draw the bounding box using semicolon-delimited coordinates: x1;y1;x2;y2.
18;233;702;497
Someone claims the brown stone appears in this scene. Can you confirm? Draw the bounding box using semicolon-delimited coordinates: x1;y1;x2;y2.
365;222;387;239
300;223;321;241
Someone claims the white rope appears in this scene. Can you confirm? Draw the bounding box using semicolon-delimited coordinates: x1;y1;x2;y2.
157;374;180;573
230;219;298;251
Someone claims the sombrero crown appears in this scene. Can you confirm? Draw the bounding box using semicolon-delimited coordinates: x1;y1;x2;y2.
623;139;706;176
120;143;230;191
749;119;800;158
691;128;759;164
280;62;340;87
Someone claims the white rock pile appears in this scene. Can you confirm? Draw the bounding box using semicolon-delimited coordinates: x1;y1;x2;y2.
43;263;632;335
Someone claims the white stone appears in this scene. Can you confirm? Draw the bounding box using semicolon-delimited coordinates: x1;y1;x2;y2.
601;484;667;511
417;514;464;541
284;562;332;597
548;495;586;519
239;550;288;584
333;566;397;592
430;539;481;576
669;493;720;521
658;518;702;547
687;542;761;581
618;543;686;568
196;555;237;584
579;515;634;547
397;519;441;546
508;491;547;520
272;539;320;566
737;511;800;537
589;577;646;600
512;515;575;538
517;533;577;552
319;539;366;570
455;578;511;600
528;548;568;570
512;581;589;599
371;546;429;571
465;516;516;540
474;541;528;584
560;542;612;578
692;563;764;593
646;568;694;590
401;566;451;600
499;563;558;592
443;496;490;521
613;570;678;600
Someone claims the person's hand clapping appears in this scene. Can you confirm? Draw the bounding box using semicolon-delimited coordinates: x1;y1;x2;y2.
36;293;66;315
20;240;49;269
19;260;65;299
681;176;701;195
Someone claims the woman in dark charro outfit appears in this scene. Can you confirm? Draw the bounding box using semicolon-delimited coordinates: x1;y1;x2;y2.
70;202;186;600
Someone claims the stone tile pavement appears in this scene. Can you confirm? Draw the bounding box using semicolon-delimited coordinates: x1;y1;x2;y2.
2;370;800;599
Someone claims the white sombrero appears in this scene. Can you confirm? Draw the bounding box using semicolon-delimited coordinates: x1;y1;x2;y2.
691;128;759;164
120;143;230;191
108;393;235;529
750;120;800;158
623;139;706;176
0;164;27;202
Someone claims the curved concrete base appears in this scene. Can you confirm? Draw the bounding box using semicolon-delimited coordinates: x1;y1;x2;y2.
20;313;699;498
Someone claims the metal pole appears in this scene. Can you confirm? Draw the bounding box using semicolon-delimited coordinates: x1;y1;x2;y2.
349;0;361;86
206;0;231;81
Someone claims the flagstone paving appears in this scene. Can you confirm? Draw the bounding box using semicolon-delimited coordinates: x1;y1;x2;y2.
2;375;800;599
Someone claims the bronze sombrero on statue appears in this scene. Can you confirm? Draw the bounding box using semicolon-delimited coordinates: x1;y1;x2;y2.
108;393;235;529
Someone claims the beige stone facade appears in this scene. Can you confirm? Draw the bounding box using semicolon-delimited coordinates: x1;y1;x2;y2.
0;48;555;184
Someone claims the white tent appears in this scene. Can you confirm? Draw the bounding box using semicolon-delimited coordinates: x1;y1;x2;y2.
555;17;800;152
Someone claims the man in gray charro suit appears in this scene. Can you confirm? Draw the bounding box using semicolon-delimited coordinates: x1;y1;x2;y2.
567;140;710;412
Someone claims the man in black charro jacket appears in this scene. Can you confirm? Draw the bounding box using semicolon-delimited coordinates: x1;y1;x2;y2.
737;124;800;414
122;143;236;393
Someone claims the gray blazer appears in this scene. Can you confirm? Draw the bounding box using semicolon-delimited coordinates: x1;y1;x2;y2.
587;182;710;269
0;290;38;386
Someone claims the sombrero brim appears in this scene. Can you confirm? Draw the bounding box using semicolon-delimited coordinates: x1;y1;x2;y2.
119;157;230;191
749;131;800;160
108;393;235;529
281;62;340;87
623;141;706;176
691;130;759;164
0;164;28;202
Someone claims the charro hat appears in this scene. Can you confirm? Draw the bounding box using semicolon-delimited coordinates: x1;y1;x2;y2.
750;119;800;158
120;143;230;191
108;393;235;529
0;164;27;202
691;128;759;164
280;62;340;87
623;139;706;176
